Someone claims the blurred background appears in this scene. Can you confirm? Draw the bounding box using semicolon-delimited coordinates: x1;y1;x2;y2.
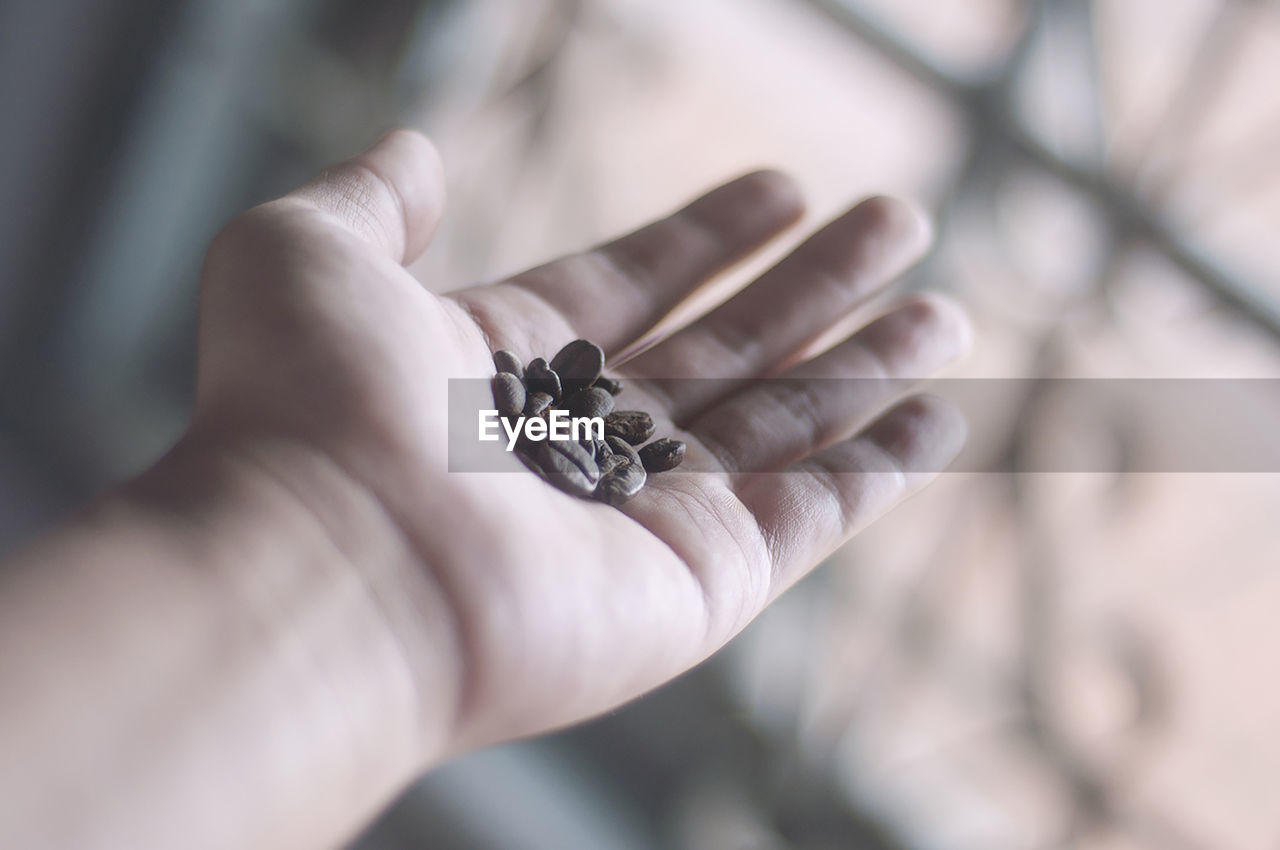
3;0;1280;847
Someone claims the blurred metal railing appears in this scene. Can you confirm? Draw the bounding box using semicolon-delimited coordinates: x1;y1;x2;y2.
807;0;1280;342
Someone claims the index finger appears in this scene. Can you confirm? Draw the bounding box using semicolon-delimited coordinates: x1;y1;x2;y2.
463;170;805;356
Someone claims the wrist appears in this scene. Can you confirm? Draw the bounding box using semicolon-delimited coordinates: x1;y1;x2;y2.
0;426;463;850
122;427;464;828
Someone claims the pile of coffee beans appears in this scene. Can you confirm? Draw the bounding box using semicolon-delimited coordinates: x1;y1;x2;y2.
492;339;686;506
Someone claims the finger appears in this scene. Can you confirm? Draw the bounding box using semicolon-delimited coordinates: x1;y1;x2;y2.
692;295;971;474
455;170;805;356
627;196;931;422
291;128;446;265
737;395;966;592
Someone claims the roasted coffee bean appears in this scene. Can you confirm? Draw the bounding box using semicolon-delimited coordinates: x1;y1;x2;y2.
549;339;605;396
493;372;525;420
490;338;681;506
606;435;642;468
533;439;599;497
604;410;655;445
526;358;562;402
565;386;614;420
515;442;544;472
493;350;524;381
596;460;646;506
639;438;685;472
597;452;627;478
523;391;554;417
513;430;541;455
594;375;623;396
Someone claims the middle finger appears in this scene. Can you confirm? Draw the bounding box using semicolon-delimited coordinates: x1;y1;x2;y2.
624;196;930;424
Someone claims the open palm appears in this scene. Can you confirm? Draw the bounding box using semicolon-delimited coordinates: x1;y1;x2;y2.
192;131;970;757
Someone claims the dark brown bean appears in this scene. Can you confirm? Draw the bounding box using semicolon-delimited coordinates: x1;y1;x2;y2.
603;410;655;445
493;350;524;381
526;358;562;402
493;372;526;420
597;453;627;478
523;391;554;417
606;435;641;468
515;441;545;473
498;338;681;505
533;439;600;497
549;339;605;396
514;431;540;455
639;438;685;472
565;387;615;420
593;375;623;396
596;460;646;506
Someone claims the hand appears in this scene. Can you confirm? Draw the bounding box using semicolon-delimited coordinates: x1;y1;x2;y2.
192;130;971;759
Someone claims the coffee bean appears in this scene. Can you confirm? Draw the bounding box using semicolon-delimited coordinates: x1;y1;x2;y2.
604;410;655;445
493;350;524;381
515;442;545;474
596;459;646;506
493;372;525;420
533;439;600;497
549;339;604;396
565;386;614;420
586;439;612;468
526;358;562;402
597;452;627;478
639;438;685;472
513;430;541;455
594;375;623;396
523;391;554;417
606;435;642;468
490;338;681;507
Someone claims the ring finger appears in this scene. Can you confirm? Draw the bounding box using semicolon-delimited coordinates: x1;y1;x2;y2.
687;295;971;475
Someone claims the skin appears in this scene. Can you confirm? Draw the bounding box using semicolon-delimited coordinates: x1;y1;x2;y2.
0;130;971;850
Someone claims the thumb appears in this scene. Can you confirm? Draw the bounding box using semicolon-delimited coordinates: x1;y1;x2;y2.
292;128;447;265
